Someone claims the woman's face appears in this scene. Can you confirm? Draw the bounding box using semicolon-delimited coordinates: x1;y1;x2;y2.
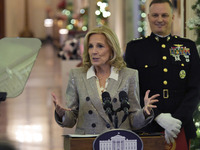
88;33;112;68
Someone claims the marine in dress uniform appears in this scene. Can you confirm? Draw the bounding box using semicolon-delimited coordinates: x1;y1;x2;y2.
124;32;200;142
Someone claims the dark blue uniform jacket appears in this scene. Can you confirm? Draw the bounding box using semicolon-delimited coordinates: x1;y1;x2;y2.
125;32;200;139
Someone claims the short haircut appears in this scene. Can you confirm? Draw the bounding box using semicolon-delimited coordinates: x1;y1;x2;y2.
149;0;173;11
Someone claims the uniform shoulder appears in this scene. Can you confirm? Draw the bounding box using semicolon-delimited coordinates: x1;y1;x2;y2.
70;67;85;75
172;35;195;43
121;67;138;75
127;36;150;45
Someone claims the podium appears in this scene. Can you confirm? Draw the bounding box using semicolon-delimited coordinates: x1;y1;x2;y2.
64;134;165;150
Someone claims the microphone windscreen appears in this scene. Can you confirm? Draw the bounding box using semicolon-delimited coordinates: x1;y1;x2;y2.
119;91;128;101
102;91;111;101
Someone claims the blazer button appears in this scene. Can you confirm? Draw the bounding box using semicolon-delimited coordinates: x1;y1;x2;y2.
113;98;117;103
86;97;90;101
91;123;96;128
88;110;93;114
106;123;111;128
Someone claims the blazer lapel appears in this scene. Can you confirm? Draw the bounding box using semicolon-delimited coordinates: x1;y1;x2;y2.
84;77;112;124
83;72;123;126
106;75;123;99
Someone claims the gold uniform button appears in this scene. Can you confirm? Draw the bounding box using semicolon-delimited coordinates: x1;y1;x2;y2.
163;56;167;60
161;44;166;48
163;68;168;72
163;80;168;85
145;65;148;68
181;63;185;67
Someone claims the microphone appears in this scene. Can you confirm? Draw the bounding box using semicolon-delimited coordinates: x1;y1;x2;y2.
102;91;113;123
119;91;130;123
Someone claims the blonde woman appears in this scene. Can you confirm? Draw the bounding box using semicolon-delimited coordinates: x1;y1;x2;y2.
52;25;159;134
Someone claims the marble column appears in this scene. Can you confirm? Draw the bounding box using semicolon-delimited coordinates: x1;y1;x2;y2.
88;0;97;30
108;0;125;52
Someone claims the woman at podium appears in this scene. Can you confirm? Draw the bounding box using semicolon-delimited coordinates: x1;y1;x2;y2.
51;25;159;134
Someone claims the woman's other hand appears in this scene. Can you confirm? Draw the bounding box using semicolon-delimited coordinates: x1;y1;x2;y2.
51;92;71;118
143;90;159;115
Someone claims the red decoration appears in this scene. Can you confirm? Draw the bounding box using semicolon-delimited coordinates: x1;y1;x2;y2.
57;0;66;10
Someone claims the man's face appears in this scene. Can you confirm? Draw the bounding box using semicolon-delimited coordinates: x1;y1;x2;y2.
148;2;174;36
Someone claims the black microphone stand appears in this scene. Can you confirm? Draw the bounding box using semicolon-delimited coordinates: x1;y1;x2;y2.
113;108;121;129
113;111;118;128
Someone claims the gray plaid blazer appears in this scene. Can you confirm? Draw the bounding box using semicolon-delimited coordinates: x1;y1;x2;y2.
55;67;153;134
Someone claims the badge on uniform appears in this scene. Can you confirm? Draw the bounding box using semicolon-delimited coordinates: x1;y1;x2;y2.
179;70;186;79
170;44;190;62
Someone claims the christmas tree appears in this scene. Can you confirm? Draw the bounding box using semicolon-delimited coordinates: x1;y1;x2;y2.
186;1;200;149
190;103;200;149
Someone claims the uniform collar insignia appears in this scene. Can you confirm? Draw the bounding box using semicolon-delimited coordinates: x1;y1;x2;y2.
155;36;159;41
152;33;171;42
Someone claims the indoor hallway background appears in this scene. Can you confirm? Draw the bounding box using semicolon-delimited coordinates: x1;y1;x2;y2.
0;42;75;150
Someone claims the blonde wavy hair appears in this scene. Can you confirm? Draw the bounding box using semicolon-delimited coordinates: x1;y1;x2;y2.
82;25;126;71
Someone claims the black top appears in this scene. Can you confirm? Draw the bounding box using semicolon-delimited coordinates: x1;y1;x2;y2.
124;32;200;139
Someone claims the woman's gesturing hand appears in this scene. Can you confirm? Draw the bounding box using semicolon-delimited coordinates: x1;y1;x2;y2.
143;90;159;115
51;92;71;118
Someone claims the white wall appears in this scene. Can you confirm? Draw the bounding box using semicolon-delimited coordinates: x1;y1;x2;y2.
28;0;46;38
108;0;125;51
5;0;57;38
5;0;24;37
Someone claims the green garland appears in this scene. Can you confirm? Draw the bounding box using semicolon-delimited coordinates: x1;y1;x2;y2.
190;103;200;150
189;1;200;149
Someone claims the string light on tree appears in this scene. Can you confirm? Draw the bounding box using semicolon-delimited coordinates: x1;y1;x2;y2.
60;2;88;32
95;0;110;25
138;0;147;37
